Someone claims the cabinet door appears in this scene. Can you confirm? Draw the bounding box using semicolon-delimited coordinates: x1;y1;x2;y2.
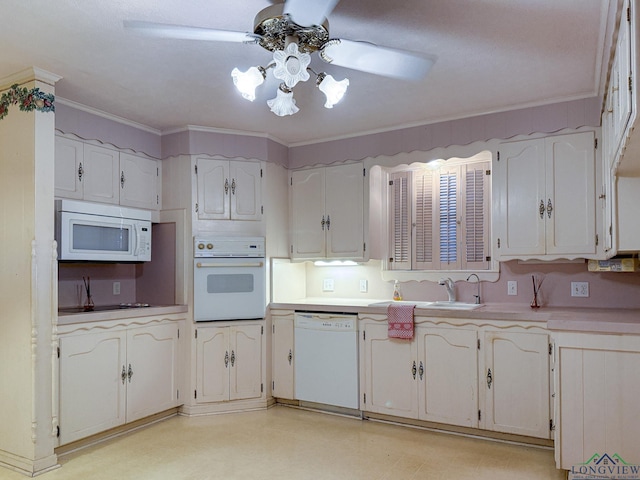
272;315;294;400
325;163;365;259
120;153;159;210
483;331;550;438
82;144;120;204
55;136;83;199
558;347;640;469
230;161;262;220
362;322;418;418
417;327;478;427
290;168;326;258
611;0;632;162
59;331;127;445
126;323;179;422
495;139;546;256
196;326;230;403
229;324;263;401
196;158;230;220
545;132;596;256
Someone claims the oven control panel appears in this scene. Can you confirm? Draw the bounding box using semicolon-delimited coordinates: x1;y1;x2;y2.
194;237;265;257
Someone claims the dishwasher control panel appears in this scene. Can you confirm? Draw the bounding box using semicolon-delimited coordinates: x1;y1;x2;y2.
294;313;357;331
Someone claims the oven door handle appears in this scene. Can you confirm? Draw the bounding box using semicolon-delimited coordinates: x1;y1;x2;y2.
196;261;264;268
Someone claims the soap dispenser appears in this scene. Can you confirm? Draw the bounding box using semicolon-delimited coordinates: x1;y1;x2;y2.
393;281;403;301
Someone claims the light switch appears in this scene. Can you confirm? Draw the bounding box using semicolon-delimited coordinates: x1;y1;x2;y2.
323;278;334;292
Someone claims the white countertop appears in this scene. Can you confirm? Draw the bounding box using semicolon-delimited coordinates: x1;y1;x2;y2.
57;304;188;325
270;298;640;335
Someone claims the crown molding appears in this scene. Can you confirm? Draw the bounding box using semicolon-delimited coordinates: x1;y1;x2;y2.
56;97;161;136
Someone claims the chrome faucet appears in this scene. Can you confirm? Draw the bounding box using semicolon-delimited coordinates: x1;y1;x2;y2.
466;273;481;304
438;278;456;302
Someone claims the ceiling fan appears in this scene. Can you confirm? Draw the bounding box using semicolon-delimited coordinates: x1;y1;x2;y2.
124;0;435;116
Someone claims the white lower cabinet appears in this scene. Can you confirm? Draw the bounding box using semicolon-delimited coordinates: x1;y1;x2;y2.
58;321;181;445
555;332;640;470
482;330;551;438
417;326;479;428
271;312;295;400
362;322;419;418
361;316;552;439
195;323;264;404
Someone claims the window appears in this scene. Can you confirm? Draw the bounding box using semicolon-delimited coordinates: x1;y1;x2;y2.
387;156;491;272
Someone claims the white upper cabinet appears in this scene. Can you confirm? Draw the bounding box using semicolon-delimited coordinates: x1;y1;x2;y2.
55;135;160;211
607;0;640;176
119;152;160;210
195;157;262;221
54;136;84;199
290;162;367;260
495;131;598;261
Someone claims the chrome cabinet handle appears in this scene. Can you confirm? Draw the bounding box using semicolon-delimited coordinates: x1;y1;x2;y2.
224;179;229;195
539;200;545;219
412;361;417;380
120;171;125;189
78;162;83;181
326;215;331;230
419;361;424;381
231;178;236;195
487;368;492;389
321;215;326;230
121;365;126;384
288;349;292;365
224;351;229;368
127;364;133;383
230;350;235;367
547;198;553;218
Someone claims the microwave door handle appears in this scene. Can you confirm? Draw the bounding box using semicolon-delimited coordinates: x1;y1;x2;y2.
132;223;139;256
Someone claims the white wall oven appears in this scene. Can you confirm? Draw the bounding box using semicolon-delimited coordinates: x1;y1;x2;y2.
193;237;266;321
56;199;152;262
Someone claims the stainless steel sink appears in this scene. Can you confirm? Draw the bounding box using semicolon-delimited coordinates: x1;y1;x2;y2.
368;300;482;310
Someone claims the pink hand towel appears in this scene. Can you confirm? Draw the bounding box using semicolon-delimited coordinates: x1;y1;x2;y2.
387;303;415;339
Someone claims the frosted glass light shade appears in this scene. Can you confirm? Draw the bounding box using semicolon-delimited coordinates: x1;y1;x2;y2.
267;88;299;116
318;74;349;108
231;66;265;101
273;43;311;88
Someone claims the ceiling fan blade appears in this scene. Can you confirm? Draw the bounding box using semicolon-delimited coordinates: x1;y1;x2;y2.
320;39;435;80
123;20;257;43
283;0;340;27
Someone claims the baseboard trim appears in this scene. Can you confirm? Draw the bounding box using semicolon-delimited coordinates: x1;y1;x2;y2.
55;408;179;457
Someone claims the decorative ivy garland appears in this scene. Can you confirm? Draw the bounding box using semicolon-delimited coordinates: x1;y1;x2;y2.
0;83;55;120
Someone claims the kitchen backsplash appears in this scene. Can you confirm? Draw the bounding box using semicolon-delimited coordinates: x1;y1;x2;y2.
273;258;640;309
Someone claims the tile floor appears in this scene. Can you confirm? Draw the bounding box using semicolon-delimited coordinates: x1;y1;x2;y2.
0;406;566;479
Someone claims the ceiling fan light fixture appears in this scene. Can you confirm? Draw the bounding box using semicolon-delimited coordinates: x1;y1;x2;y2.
272;43;311;88
316;72;349;108
267;84;299;116
231;66;266;101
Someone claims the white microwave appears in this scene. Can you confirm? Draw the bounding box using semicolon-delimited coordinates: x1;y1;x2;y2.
55;200;152;262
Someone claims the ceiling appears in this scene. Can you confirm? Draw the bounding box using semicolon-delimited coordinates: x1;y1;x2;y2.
1;0;616;145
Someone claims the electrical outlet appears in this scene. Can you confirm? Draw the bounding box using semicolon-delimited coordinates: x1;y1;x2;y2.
571;281;589;297
507;280;517;296
359;279;368;293
113;281;121;295
323;278;334;292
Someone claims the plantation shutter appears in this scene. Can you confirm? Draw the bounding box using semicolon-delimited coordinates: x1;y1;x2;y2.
389;171;411;270
438;169;460;269
413;169;436;270
462;162;490;270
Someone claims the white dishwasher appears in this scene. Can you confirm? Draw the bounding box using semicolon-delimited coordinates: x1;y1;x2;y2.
294;312;359;410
